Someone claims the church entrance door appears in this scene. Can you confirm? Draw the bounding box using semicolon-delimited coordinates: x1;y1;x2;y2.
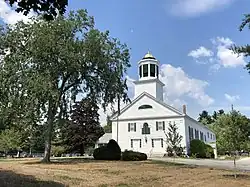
132;139;141;152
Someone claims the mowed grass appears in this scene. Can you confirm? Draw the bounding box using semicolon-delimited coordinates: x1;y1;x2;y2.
1;158;250;187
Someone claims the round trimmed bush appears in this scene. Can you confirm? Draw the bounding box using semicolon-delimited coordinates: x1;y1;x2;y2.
121;150;147;161
190;139;206;158
93;139;121;160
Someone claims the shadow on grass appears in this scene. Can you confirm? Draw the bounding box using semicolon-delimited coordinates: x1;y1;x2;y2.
223;174;250;180
24;157;117;165
0;170;65;187
149;160;197;169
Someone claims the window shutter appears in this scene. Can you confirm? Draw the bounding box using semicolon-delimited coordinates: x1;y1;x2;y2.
163;121;165;130
128;123;130;132
156;122;158;131
134;123;136;132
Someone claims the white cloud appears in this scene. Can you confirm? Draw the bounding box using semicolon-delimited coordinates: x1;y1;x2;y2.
213;37;246;68
170;0;235;17
224;93;240;103
188;37;246;71
160;64;214;107
188;46;213;58
0;0;34;24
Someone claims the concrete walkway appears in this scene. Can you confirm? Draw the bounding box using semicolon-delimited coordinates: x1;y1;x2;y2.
151;157;250;171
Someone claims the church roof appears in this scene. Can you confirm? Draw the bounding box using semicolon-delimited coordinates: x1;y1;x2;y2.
110;92;214;132
97;133;112;144
142;51;156;60
110;92;184;120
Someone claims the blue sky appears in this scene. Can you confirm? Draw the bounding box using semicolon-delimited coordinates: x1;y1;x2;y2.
1;0;250;124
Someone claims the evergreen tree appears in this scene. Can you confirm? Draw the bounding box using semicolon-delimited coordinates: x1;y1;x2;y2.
61;98;104;155
164;122;183;156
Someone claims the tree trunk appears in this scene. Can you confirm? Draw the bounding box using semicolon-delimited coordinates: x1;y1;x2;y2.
234;154;237;179
41;100;57;163
16;150;20;158
80;144;84;156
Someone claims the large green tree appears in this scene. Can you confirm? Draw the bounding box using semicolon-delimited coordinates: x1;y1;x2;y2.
212;110;250;154
0;9;130;162
5;0;68;20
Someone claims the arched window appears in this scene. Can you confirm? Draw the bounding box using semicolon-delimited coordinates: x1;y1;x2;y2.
142;123;150;134
138;105;153;110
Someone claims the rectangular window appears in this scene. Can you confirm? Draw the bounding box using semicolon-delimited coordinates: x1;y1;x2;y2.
195;129;199;139
189;126;194;141
139;66;142;78
151;139;154;148
200;132;204;141
128;123;136;132
150;64;155;77
156;121;165;131
139;139;142;148
131;139;133;148
143;64;148;77
204;135;206;142
161;139;164;148
207;132;209;139
210;133;212;139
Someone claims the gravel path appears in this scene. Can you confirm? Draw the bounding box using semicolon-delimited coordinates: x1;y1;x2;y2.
151;157;250;171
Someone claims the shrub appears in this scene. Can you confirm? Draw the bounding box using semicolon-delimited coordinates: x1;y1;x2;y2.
166;146;184;157
166;146;174;157
190;139;214;158
121;150;147;161
190;139;206;158
93;139;121;160
51;145;65;157
205;144;215;158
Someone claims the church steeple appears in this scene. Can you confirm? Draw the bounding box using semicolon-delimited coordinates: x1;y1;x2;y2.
134;51;165;101
138;51;159;80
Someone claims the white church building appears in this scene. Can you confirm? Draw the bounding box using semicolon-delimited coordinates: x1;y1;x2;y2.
98;52;217;158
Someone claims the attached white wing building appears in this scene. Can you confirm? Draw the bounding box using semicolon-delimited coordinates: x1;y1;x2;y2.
108;52;217;158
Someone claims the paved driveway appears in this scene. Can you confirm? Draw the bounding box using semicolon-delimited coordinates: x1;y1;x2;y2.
151;157;250;171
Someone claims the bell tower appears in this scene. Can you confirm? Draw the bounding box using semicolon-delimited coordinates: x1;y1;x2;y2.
134;51;165;101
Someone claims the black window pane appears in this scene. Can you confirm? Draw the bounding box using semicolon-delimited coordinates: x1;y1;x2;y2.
139;66;142;78
150;64;155;77
143;64;148;77
156;66;159;78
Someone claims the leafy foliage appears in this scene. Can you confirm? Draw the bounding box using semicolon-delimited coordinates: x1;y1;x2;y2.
190;139;214;158
164;122;183;157
103;115;112;133
0;9;131;162
198;109;224;126
121;150;147;161
5;0;68;20
212;110;250;155
0;128;24;153
231;14;250;72
51;145;66;157
93;139;121;160
60;98;104;155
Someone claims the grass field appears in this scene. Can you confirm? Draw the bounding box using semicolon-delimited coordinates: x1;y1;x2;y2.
0;158;250;187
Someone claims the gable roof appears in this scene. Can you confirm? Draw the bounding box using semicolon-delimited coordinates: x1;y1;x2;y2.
110;92;183;120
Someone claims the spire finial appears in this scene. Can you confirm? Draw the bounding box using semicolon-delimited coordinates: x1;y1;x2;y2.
143;50;155;59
